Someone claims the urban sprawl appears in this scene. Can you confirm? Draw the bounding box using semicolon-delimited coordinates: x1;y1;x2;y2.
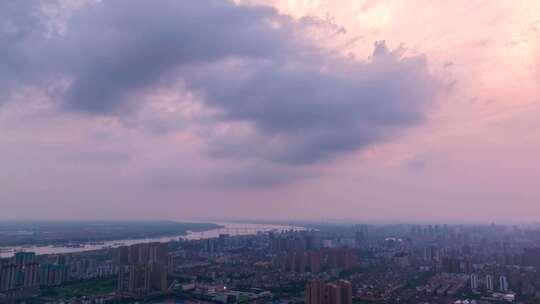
2;224;540;303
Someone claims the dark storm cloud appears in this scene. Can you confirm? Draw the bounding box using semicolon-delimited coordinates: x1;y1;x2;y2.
193;44;438;164
58;0;296;113
0;0;440;165
0;1;48;98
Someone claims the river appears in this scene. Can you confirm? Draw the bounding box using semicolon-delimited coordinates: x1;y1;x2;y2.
0;222;304;258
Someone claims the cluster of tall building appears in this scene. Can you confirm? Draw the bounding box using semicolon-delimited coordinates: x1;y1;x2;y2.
354;225;369;244
0;252;73;295
282;248;357;273
39;263;69;287
1;252;40;292
522;248;540;269
117;242;170;296
422;246;476;274
202;234;229;254
423;246;442;262
411;224;450;237
441;257;473;274
424;245;540;271
470;274;509;292
306;279;352;304
270;232;320;253
283;251;323;273
1;243;174;300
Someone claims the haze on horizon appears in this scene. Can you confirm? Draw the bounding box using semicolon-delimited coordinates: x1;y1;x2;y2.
1;0;539;223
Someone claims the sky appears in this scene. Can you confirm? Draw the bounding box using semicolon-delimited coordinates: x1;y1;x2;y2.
1;0;539;223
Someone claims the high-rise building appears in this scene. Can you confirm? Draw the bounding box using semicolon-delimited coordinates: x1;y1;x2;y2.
118;246;130;265
309;251;322;273
54;254;70;265
167;255;175;274
2;252;40;291
442;257;461;273
522;248;540;269
117;242;169;295
22;262;39;289
355;225;368;247
284;251;296;272
306;278;324;304
150;263;167;292
463;258;473;274
0;264;17;292
328;248;356;270
325;283;341;304
424;246;440;262
14;252;36;267
297;251;307;272
39;264;69;287
127;265;151;295
118;242;167;266
148;243;167;265
499;276;509;292
117;265;128;292
485;274;494;291
470;274;478;290
339;280;353;304
286;248;356;273
306;279;352;304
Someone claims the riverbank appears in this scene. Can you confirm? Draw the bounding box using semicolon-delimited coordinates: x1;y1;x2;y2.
0;221;220;247
0;221;304;258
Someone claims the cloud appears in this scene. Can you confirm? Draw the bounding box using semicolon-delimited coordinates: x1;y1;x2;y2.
0;1;46;99
147;164;309;189
0;0;440;166
194;42;438;164
403;155;430;170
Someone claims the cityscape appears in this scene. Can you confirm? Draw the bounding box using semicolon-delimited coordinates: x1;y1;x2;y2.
2;0;540;304
2;222;540;303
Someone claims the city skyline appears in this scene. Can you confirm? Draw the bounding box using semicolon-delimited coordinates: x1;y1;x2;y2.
1;0;540;222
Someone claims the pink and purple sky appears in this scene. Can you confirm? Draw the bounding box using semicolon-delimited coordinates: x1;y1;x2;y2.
1;0;539;223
